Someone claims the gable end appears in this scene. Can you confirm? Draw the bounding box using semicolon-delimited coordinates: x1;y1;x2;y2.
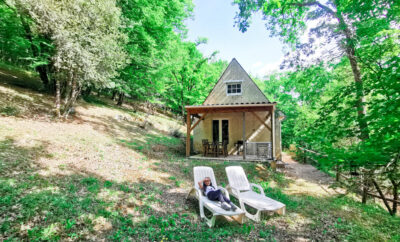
203;58;269;105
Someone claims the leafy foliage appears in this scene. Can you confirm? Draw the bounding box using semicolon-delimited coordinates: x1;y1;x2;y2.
0;0;225;117
234;0;400;213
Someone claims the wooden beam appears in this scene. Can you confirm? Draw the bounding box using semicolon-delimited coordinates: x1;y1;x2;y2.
187;106;273;114
190;112;208;132
243;112;246;160
250;111;271;132
265;112;271;121
186;111;191;157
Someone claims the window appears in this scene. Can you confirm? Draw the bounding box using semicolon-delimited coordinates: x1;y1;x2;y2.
227;83;242;95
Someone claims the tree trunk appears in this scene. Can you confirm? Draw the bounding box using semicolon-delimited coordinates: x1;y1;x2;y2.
55;79;61;118
37;66;50;89
63;78;81;119
117;92;124;106
335;9;369;140
19;15;51;90
63;79;72;105
82;87;92;97
112;90;117;101
181;88;185;120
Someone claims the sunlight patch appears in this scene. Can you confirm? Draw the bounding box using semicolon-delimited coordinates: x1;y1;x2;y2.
0;86;34;101
93;216;112;231
97;188;124;202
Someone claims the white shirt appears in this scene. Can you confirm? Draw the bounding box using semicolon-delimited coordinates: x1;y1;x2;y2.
204;186;216;196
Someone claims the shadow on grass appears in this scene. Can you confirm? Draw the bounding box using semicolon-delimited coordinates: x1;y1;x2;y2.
0;65;43;91
72;111;184;155
0;70;55;119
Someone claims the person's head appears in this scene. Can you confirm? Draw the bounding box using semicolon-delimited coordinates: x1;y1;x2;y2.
203;177;211;186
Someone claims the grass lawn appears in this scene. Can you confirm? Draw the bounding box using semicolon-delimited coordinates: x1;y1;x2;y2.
0;69;399;241
1;137;400;241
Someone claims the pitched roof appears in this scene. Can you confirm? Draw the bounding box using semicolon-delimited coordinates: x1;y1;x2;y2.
203;58;270;105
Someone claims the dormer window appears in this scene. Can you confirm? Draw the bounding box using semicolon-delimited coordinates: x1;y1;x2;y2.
225;80;243;96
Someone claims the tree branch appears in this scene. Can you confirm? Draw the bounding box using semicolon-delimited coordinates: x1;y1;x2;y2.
292;1;335;16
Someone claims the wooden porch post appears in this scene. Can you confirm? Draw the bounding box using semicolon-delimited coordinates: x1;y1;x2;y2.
243;112;246;160
186;111;191;157
272;106;276;160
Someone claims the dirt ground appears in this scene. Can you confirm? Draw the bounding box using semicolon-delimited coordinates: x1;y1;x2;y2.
283;152;333;185
281;152;345;198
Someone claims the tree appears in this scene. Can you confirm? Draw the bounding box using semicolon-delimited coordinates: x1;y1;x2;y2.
161;37;226;118
0;0;53;88
234;0;398;141
13;0;127;117
111;0;193;105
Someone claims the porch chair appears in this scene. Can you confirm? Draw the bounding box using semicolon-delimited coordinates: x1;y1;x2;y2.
225;166;286;222
186;166;245;227
221;140;228;157
210;141;219;157
202;139;211;156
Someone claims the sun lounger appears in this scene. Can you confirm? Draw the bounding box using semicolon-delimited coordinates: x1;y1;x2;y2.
225;166;285;222
187;166;245;227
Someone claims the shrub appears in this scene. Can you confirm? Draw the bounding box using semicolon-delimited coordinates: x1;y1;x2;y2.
0;106;20;116
169;128;184;139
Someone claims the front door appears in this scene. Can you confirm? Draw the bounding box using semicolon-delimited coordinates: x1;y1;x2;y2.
212;120;229;143
222;120;229;144
212;120;219;143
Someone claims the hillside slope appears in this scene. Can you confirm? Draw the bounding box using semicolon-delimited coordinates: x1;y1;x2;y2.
0;67;185;182
1;67;399;241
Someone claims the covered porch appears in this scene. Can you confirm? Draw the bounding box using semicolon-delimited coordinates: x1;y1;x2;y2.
185;103;278;161
188;154;272;162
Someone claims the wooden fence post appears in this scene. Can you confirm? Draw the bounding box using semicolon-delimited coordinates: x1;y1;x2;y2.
336;163;340;182
390;179;398;216
372;179;393;215
362;181;368;204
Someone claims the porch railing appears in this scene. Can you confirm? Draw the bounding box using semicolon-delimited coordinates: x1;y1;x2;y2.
246;142;272;160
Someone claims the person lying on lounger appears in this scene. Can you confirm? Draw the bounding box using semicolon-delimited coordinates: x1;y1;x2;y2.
198;177;237;211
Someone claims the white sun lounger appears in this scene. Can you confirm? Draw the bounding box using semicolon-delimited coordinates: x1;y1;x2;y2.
225;166;286;222
187;166;245;227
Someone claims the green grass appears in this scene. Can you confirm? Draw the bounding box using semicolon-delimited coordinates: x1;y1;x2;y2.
0;106;20;116
120;134;184;158
1;133;400;240
82;95;109;107
1;69;399;240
